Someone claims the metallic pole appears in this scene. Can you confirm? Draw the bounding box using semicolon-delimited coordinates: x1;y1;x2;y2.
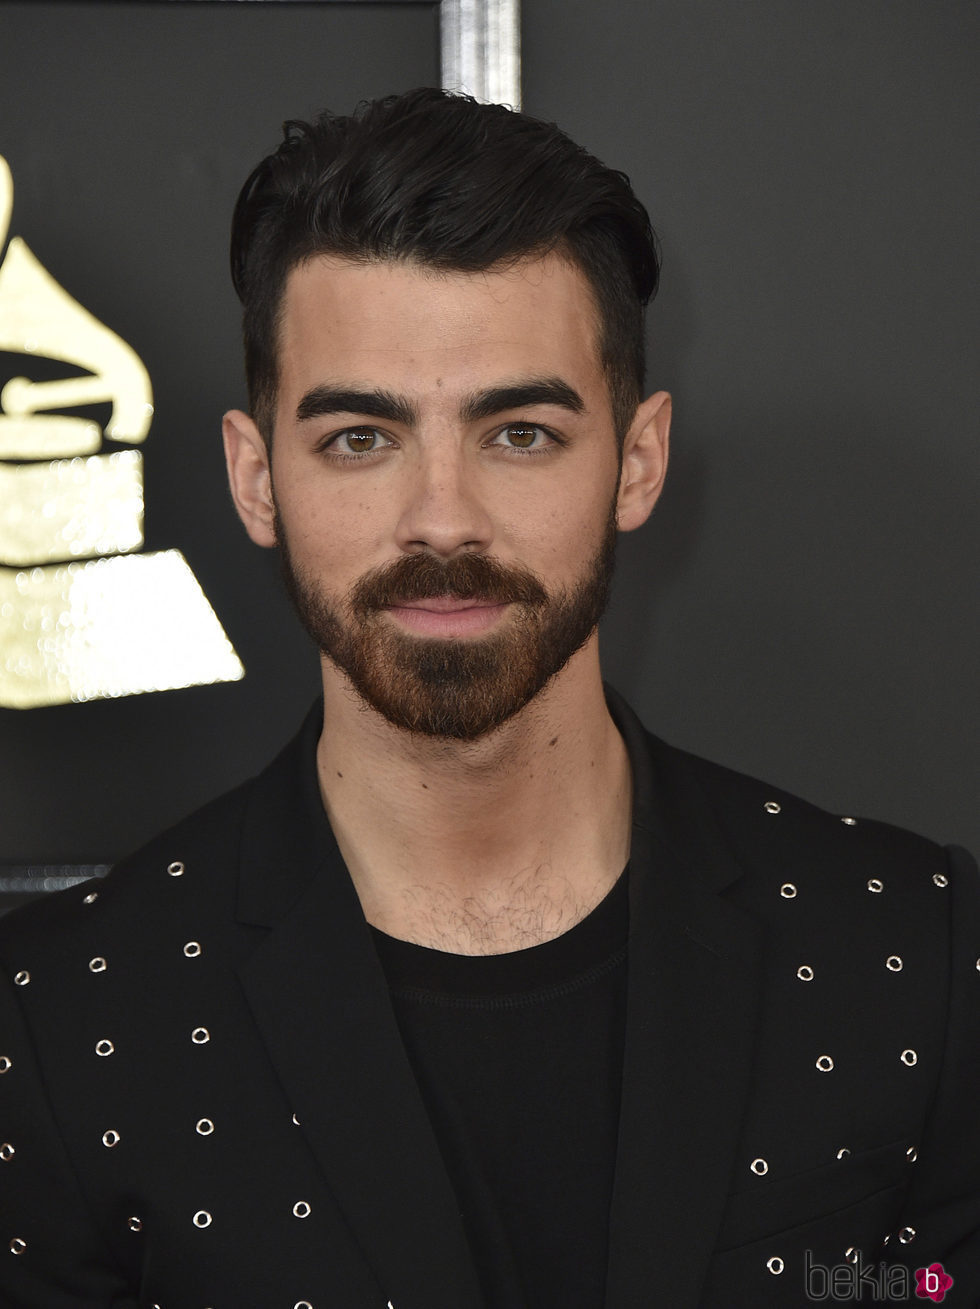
440;0;522;109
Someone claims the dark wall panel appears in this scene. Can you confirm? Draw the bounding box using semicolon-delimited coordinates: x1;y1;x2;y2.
523;0;978;851
0;1;439;874
1;0;975;901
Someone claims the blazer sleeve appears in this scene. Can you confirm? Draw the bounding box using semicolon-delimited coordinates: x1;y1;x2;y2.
888;843;980;1300
0;970;136;1309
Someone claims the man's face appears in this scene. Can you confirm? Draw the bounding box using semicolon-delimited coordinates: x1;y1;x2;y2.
262;253;629;740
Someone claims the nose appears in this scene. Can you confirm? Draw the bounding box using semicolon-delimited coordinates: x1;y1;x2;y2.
394;447;494;558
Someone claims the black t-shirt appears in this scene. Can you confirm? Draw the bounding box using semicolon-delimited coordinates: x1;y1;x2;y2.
371;871;629;1309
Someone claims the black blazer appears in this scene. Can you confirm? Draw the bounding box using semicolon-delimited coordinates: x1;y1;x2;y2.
1;690;978;1308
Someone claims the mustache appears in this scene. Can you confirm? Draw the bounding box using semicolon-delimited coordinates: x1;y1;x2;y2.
349;552;548;615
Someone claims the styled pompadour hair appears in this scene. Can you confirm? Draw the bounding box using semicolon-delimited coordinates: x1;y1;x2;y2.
230;88;659;442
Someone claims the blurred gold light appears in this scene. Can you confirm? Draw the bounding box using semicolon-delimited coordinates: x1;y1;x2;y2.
0;551;243;708
0;154;243;708
0;450;144;565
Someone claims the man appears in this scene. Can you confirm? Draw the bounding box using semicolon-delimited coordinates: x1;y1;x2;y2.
0;89;977;1308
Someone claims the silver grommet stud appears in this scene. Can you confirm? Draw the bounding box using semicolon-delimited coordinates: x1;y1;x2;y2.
766;1256;784;1275
764;801;781;814
128;1216;142;1232
0;1143;14;1161
294;1302;313;1309
102;1130;120;1148
167;861;184;877
886;955;903;972
841;817;857;826
867;878;884;893
83;890;99;904
292;1112;301;1126
292;1201;311;1218
89;957;107;973
95;1039;114;1057
899;1226;916;1244
901;1049;917;1066
193;1210;212;1228
0;1056;11;1073
750;1158;768;1175
933;873;948;887
836;1147;851;1160
797;964;814;981
906;1146;917;1162
816;1054;835;1072
780;883;797;899
13;971;29;986
191;1027;210;1045
196;1118;214;1136
9;1238;26;1255
183;941;202;958
844;1247;859;1263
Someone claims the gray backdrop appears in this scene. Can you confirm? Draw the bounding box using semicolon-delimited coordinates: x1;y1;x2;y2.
0;0;976;904
525;0;978;852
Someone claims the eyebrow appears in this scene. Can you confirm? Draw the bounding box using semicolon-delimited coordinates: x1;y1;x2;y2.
294;377;586;427
295;386;416;426
461;379;586;423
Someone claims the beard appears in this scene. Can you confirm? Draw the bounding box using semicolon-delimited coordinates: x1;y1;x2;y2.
276;503;618;742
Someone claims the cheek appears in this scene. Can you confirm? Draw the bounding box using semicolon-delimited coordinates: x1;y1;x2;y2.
510;494;611;577
274;478;391;577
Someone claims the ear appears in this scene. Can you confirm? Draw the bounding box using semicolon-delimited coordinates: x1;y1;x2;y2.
616;390;671;532
222;409;277;548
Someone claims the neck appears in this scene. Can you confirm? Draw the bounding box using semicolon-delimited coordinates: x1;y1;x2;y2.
315;639;632;954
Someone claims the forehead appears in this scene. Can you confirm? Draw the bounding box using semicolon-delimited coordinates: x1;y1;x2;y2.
276;253;604;401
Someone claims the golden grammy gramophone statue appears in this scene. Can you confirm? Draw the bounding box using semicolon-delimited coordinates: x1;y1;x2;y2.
0;154;243;708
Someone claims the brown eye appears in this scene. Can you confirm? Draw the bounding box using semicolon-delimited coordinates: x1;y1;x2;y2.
329;428;391;456
341;430;379;453
506;426;538;448
492;424;552;451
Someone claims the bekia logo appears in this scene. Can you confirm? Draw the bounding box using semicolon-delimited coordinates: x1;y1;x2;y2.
916;1263;953;1303
804;1250;953;1302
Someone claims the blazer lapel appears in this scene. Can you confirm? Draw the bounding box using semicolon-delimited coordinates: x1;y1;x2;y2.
234;712;482;1309
231;693;764;1309
604;693;765;1309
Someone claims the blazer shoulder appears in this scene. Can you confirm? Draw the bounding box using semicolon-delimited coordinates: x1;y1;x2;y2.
662;733;950;869
641;729;974;932
608;686;956;883
0;704;320;964
0;775;254;965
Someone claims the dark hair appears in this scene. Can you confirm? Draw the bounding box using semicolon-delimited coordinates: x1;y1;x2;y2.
231;88;659;442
